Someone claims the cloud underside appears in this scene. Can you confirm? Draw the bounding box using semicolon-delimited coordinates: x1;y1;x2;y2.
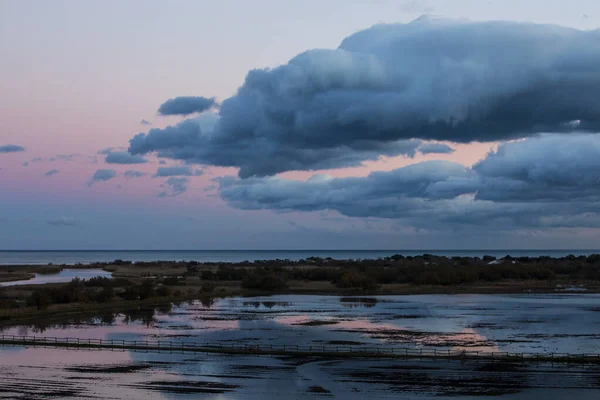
129;17;600;178
218;134;600;230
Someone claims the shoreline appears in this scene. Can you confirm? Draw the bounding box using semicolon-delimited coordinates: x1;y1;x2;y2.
1;254;600;325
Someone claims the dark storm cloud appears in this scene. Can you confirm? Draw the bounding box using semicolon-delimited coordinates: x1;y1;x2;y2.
418;142;455;154
88;169;117;186
153;166;203;177
45;169;59;177
157;177;189;197
157;96;217;116
218;134;600;229
0;144;25;153
129;18;600;178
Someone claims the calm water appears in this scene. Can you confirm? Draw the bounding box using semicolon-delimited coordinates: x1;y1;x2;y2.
1;249;599;265
0;269;112;287
1;294;600;399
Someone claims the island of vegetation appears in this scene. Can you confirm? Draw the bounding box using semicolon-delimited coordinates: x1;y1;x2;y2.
1;254;600;324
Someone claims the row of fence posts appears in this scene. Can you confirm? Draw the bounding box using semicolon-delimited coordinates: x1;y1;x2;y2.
1;335;600;362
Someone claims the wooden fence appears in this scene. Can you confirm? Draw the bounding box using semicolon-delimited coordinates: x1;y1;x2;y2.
1;334;600;364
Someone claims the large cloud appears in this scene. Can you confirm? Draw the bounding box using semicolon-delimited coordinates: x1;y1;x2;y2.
129;17;600;177
218;134;600;229
0;144;25;153
157;96;217;116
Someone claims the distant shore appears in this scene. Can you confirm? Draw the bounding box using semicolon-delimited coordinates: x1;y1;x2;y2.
1;254;599;324
2;249;600;266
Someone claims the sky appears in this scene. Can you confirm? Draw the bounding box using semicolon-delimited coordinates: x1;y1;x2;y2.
1;0;599;250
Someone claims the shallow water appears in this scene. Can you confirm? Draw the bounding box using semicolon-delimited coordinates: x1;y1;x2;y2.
1;347;599;399
2;294;600;398
0;268;112;286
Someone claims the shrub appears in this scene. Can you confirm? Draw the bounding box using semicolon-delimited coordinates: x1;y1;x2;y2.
28;289;52;310
155;286;173;297
163;276;184;286
95;287;115;303
242;273;288;291
337;272;379;294
201;282;216;293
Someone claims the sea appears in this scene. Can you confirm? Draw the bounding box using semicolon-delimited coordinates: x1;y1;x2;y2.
0;249;599;265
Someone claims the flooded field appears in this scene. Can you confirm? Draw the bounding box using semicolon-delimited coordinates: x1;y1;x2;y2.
1;294;600;398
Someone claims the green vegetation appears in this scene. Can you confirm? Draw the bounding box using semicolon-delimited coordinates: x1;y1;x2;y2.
1;253;600;322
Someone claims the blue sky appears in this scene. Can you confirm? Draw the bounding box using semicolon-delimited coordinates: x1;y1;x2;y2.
1;0;599;249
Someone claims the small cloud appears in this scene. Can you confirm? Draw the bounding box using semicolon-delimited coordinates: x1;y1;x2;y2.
45;169;59;177
157;96;217;116
47;217;77;227
153;166;203;177
52;154;79;162
418;142;455;154
141;119;152;126
582;14;589;19
105;151;148;164
88;169;117;187
31;157;43;162
157;177;189;197
99;147;147;164
400;0;435;14
0;144;26;153
124;170;147;179
159;160;167;165
22;162;29;167
97;147;116;155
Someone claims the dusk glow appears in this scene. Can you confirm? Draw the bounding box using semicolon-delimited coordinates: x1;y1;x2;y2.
1;0;599;249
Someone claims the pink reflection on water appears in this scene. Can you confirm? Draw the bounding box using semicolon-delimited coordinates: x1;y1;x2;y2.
0;347;131;366
447;328;500;353
275;315;312;326
275;315;499;351
334;319;401;331
162;314;241;332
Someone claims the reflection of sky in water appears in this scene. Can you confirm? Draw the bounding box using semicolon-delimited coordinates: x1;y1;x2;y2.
1;346;600;400
2;294;600;399
0;269;112;286
2;294;600;354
